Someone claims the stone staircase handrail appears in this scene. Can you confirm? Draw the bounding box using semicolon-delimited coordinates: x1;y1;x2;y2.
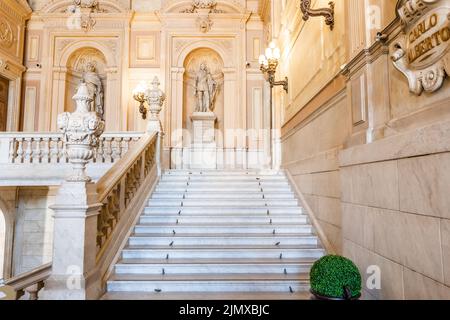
95;131;160;265
3;263;52;300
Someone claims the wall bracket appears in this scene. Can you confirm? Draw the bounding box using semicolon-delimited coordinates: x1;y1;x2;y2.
300;0;335;31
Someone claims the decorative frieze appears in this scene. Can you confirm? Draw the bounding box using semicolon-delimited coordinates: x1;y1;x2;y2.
392;0;450;95
181;0;224;14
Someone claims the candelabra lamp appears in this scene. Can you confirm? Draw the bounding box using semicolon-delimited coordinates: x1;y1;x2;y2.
259;42;288;93
259;42;288;169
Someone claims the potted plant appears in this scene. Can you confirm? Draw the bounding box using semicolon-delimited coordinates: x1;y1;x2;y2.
310;255;362;300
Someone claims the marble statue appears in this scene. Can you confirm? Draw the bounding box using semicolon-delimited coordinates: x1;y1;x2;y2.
82;61;104;118
194;63;217;112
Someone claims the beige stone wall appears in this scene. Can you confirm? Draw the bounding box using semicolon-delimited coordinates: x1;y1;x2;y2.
0;187;18;279
12;187;56;275
276;0;347;124
282;91;351;254
340;120;450;299
279;0;450;299
0;0;31;131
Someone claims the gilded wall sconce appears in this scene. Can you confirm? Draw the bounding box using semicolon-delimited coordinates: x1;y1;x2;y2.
133;81;149;120
300;0;335;30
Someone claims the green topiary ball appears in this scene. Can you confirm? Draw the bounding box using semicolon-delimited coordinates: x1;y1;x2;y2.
310;255;362;299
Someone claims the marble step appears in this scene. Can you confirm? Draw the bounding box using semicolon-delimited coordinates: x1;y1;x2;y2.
128;234;319;246
122;246;324;260
155;186;292;193
156;181;290;188
101;291;311;300
160;175;287;182
143;207;304;215
147;199;299;207
150;192;296;200
163;170;284;176
114;259;314;274
139;215;308;224
107;274;310;293
134;224;312;235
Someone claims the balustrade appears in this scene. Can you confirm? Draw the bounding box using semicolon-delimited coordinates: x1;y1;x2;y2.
0;132;142;164
95;133;158;254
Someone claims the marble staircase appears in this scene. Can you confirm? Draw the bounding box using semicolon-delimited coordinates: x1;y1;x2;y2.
103;170;325;300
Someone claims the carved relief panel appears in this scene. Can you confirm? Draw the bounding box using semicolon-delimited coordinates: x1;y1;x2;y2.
392;0;450;95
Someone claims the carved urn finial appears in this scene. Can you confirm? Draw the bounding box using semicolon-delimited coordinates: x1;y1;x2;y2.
147;77;166;120
57;82;105;182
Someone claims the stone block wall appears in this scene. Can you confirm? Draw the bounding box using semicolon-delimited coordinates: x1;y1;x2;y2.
340;120;450;299
12;187;56;275
282;91;350;254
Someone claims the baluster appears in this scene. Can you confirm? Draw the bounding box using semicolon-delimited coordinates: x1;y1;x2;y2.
42;137;50;163
50;137;59;163
34;137;42;163
110;138;117;162
24;138;33;163
122;137;131;157
114;137;123;161
17;138;24;163
58;138;66;163
97;208;107;250
97;138;105;163
9;138;17;163
105;137;113;163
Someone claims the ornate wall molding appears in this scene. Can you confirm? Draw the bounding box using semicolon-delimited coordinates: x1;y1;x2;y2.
391;0;450;95
0;21;14;48
161;0;245;14
54;37;119;67
41;0;129;14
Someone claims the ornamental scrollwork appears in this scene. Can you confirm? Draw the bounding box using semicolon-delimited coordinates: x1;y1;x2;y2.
391;0;450;95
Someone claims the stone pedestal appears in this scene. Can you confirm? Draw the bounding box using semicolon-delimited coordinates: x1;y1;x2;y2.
190;112;217;169
41;181;102;300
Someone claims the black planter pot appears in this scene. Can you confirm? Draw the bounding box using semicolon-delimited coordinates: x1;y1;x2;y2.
310;289;361;301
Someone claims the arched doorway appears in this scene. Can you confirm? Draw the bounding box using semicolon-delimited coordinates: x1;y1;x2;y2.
182;47;224;148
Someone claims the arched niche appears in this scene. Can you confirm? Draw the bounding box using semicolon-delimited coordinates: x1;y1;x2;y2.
182;48;224;147
41;0;129;13
51;40;120;131
65;48;107;113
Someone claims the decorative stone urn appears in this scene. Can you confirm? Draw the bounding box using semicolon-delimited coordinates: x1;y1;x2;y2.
57;82;105;182
145;76;166;133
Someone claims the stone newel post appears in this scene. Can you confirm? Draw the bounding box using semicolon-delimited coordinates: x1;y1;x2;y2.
146;76;166;176
43;83;105;300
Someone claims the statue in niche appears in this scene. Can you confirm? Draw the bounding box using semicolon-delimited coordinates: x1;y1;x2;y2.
194;63;218;113
82;61;104;119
